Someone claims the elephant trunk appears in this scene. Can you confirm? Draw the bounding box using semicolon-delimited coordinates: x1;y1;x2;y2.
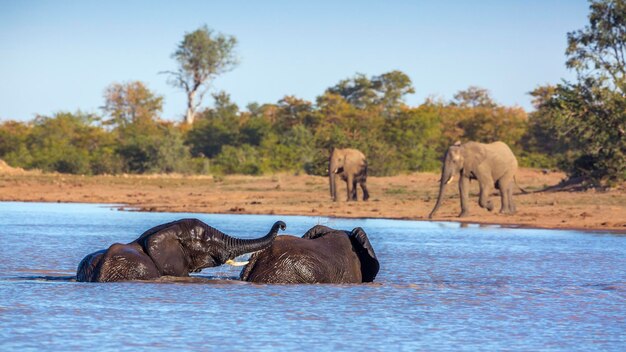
329;170;337;201
429;168;454;219
226;221;286;259
329;159;337;201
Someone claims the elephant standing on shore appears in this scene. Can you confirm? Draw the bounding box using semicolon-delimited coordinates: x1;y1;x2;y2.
239;225;379;284
329;148;369;202
429;141;519;218
77;219;286;282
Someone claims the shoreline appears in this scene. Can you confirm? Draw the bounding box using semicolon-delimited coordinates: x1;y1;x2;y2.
5;196;626;235
1;168;625;233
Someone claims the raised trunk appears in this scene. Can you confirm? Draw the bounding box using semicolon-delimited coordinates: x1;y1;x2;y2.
429;168;453;218
227;221;286;259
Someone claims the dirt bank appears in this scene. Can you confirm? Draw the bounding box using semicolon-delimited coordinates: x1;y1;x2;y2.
0;167;624;232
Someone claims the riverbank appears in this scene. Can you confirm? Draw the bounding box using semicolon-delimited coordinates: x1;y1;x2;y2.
0;165;625;232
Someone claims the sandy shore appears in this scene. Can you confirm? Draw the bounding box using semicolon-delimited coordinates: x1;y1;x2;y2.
0;165;625;232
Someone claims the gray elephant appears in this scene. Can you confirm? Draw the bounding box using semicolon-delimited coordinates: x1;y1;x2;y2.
77;219;286;282
429;141;519;218
239;225;379;284
329;147;369;201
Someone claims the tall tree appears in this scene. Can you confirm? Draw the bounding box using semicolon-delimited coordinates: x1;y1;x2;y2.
532;0;626;182
165;25;238;125
566;0;626;93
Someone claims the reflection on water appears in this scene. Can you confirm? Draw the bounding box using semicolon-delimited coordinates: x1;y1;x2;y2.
0;202;624;351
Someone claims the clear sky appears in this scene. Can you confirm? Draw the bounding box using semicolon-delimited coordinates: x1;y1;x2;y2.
1;0;590;122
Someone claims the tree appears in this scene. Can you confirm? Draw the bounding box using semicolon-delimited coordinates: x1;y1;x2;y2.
166;25;238;125
566;0;626;93
529;0;626;183
102;81;163;127
373;70;416;114
326;70;415;116
453;86;496;108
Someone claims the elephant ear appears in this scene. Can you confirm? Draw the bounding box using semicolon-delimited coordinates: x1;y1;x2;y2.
301;225;335;239
138;221;188;276
462;142;487;170
348;227;380;282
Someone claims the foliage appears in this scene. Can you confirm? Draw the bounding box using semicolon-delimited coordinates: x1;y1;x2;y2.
0;112;120;174
534;80;625;181
116;120;192;174
1;70;543;177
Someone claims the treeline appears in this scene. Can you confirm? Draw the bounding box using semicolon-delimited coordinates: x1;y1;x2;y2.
1;1;624;183
1;74;544;177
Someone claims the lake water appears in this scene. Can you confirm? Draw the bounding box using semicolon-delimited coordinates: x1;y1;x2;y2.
0;202;624;351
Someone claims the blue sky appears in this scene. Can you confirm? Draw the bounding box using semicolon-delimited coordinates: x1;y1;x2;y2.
1;0;589;122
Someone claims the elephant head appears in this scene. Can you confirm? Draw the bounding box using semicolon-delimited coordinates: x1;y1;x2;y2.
240;225;379;284
77;219;286;282
429;141;465;218
329;148;369;202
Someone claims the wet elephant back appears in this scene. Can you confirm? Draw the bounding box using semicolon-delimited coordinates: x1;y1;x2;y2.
96;243;160;282
241;234;361;284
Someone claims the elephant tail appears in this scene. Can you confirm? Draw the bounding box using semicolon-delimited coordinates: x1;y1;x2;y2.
514;176;529;194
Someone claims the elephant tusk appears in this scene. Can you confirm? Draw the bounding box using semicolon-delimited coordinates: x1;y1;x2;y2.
225;259;249;267
445;176;454;185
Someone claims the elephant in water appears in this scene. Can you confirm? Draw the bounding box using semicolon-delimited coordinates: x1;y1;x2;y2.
429;141;520;218
77;219;286;282
329;147;369;202
239;225;379;284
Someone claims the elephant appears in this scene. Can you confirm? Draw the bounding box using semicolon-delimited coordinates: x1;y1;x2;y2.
76;219;286;282
429;141;519;218
239;225;379;284
329;147;369;202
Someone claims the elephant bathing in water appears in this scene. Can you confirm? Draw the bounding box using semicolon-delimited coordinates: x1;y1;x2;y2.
239;225;379;284
329;148;369;202
77;219;286;282
429;141;520;218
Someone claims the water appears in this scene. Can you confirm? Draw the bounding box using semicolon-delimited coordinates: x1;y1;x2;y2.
0;202;624;351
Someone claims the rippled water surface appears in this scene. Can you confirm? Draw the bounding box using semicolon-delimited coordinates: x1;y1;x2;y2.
0;202;624;351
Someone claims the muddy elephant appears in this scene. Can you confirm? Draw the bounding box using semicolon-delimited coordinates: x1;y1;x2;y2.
429;141;519;218
239;225;379;284
77;219;286;282
329;148;369;201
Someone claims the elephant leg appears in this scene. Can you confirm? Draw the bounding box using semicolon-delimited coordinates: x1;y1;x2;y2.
499;186;509;214
477;173;495;212
351;178;358;201
499;176;516;214
459;176;470;217
508;184;516;214
345;175;354;201
360;180;370;201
